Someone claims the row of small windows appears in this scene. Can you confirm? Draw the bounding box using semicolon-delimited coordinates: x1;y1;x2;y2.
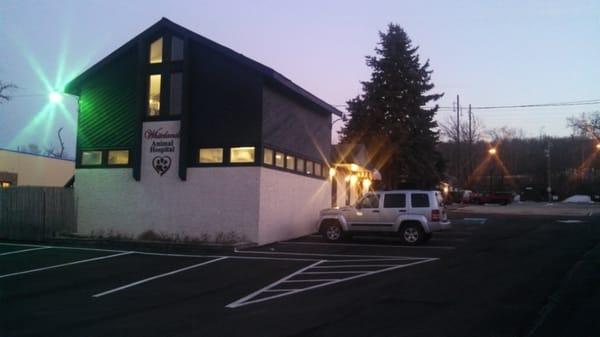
263;148;326;178
81;150;129;166
199;147;256;164
80;148;325;179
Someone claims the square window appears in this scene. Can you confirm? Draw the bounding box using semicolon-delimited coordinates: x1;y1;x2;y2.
148;74;161;116
286;155;295;170
149;37;163;64
171;36;184;61
305;161;314;175
263;148;273;165
81;151;102;166
199;148;223;163
169;72;182;115
275;152;284;168
230;147;255;163
296;158;304;173
1;181;11;188
108;150;129;165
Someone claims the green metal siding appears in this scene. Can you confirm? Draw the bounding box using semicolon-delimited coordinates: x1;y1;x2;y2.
77;48;138;152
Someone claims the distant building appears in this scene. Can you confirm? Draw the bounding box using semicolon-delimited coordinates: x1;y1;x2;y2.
330;144;379;207
0;149;75;188
64;18;341;244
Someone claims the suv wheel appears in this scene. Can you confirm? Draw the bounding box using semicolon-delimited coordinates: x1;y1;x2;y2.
322;222;343;242
400;223;423;245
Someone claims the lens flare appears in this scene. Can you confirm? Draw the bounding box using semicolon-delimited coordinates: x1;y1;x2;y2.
49;92;62;103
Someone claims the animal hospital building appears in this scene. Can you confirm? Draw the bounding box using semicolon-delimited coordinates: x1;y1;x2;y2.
65;18;343;244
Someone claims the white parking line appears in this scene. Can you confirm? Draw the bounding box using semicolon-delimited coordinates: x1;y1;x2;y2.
226;258;438;308
0;247;50;256
0;242;320;262
277;241;456;250
0;242;47;248
312;264;397;268
0;252;133;279
92;256;228;298
233;248;435;260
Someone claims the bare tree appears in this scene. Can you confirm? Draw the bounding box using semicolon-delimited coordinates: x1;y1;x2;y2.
440;114;485;143
0;81;17;104
567;112;600;140
486;126;526;142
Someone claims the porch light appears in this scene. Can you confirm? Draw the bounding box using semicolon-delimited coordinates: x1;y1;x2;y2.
362;178;371;190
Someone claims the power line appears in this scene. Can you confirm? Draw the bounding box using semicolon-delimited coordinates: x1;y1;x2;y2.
333;98;600;111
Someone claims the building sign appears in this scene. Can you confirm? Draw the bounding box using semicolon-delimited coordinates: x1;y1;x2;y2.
141;121;180;181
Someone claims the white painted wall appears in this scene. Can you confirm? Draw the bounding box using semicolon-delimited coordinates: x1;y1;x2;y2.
75;167;261;242
75;166;330;245
257;167;330;244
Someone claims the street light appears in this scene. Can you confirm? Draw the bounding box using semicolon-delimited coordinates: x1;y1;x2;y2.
48;91;63;104
331;113;348;127
596;143;600;151
488;147;497;194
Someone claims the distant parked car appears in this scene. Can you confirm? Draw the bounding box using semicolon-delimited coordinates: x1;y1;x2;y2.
473;192;513;205
317;190;451;245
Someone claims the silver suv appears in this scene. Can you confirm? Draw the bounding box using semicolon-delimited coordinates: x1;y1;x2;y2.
317;190;451;244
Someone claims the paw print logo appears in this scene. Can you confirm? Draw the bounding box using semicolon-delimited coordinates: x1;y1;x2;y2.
152;156;172;176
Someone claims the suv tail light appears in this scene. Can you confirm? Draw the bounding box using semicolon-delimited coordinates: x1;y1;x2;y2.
431;209;440;221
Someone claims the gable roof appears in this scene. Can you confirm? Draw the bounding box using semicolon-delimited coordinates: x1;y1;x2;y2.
65;17;342;116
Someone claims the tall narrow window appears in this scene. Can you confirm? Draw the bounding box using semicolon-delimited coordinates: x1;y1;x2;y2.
314;163;322;177
305;161;314;175
171;36;184;61
148;74;161;116
263;148;273;165
149;37;163;64
296;158;305;173
275;152;284;168
169;72;182;115
286;155;295;170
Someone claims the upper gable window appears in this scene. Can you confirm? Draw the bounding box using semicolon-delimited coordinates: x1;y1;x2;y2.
149;37;163;64
171;36;184;61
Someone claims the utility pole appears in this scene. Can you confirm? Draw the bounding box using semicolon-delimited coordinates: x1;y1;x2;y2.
545;142;552;202
468;104;472;183
456;94;460;186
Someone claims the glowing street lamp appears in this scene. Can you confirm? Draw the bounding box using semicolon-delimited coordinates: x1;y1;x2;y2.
48;91;63;104
488;148;497;155
596;143;600;151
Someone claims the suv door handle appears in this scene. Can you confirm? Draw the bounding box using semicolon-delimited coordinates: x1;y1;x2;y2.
372;210;380;213
398;209;406;213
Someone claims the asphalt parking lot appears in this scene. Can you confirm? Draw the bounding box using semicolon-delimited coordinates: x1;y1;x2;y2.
1;213;599;337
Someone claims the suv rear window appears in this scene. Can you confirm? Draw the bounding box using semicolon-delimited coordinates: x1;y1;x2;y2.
384;193;406;208
411;193;430;208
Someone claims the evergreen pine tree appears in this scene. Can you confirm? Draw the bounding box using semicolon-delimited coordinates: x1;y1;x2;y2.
340;24;444;188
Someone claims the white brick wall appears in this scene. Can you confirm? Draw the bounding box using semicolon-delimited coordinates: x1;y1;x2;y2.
75;166;331;244
75;167;260;241
258;167;330;244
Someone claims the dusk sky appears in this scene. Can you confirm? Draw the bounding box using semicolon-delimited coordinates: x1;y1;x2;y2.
1;0;599;157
